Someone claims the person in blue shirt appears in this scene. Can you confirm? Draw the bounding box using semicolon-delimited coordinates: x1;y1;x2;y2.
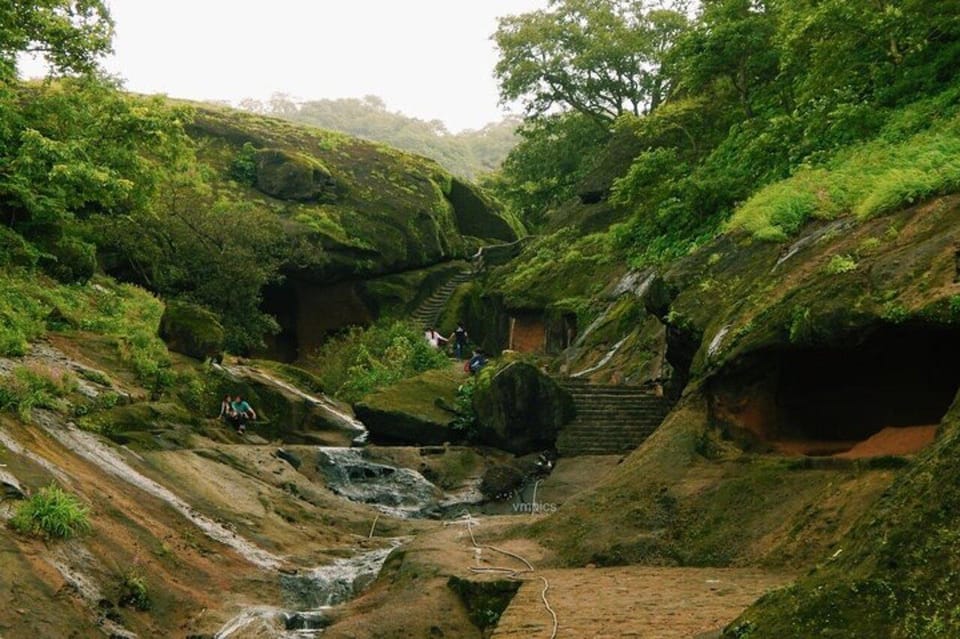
229;395;257;434
468;349;487;374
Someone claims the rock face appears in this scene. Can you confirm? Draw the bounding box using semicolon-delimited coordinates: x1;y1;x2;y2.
473;362;575;455
353;368;464;446
254;148;338;202
158;300;225;360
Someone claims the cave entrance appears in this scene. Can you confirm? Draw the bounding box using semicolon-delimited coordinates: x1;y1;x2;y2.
711;324;960;457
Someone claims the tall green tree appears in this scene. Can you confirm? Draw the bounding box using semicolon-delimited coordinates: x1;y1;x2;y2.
0;0;113;80
493;0;689;124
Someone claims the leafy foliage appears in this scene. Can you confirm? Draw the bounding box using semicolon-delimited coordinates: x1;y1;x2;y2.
308;320;450;403
10;484;91;539
1;1;113;81
493;0;689;122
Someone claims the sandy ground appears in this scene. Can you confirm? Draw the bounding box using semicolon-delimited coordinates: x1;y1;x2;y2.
772;425;938;458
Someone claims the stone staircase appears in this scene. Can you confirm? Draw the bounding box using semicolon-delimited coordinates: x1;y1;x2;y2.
556;378;673;456
410;268;474;328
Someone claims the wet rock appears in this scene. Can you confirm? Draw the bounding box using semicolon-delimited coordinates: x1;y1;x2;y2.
282;611;330;631
480;465;525;501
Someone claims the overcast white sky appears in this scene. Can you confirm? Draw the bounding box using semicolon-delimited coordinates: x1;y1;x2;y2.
21;0;548;132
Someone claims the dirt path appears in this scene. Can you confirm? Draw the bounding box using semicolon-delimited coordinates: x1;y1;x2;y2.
492;566;792;639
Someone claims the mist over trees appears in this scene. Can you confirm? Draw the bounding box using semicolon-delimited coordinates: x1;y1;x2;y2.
237;94;521;180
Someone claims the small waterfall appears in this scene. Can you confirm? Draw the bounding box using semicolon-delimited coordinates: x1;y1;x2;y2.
571;336;629;378
216;541;403;638
316;447;442;517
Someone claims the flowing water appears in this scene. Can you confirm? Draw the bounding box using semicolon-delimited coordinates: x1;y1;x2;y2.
316;447;482;518
215;541;405;638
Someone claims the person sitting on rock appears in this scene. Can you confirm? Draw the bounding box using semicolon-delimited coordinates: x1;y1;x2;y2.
230;395;257;435
468;349;487;374
424;326;448;350
218;395;235;423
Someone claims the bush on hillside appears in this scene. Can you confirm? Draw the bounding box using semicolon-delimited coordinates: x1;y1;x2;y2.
10;484;92;539
308;320;449;403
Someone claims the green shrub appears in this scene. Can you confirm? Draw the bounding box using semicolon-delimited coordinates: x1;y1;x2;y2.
229;141;258;185
308;319;449;403
118;570;151;610
41;237;97;284
10;484;92;539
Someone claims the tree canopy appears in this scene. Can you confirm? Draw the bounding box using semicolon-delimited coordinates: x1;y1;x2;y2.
0;0;113;80
493;0;689;123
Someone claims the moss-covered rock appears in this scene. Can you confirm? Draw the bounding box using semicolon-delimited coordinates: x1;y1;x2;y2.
447;177;523;242
472;361;574;455
158;301;225;361
254;148;339;202
353;367;465;445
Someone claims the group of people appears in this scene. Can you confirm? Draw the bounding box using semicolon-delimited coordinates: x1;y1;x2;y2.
218;394;257;434
424;322;487;374
424;322;470;358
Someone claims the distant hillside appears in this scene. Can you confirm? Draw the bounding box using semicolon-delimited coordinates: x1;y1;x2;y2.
236;94;519;179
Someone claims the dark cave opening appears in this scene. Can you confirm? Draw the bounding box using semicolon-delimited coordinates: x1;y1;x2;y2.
711;324;960;455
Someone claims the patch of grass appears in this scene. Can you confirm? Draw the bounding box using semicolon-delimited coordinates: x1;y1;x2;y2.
824;254;858;275
0;364;76;419
0;269;173;395
307;319;450;403
729;102;960;240
10;484;91;539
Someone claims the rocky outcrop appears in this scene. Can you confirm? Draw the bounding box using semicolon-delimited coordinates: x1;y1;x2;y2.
473;362;575;455
353;368;464;446
159;300;225;361
254;148;339;202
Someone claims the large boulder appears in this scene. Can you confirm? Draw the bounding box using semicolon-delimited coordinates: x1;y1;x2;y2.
473;362;575;455
254;148;338;202
158;301;225;361
354;368;465;446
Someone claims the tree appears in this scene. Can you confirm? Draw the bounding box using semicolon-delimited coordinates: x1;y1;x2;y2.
0;0;113;80
672;0;781;119
487;112;610;228
493;0;689;124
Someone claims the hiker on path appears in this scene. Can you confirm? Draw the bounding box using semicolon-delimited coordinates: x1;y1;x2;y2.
450;322;469;360
424;327;448;350
230;395;257;435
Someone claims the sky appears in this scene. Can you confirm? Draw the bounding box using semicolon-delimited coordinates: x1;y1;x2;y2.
22;0;549;132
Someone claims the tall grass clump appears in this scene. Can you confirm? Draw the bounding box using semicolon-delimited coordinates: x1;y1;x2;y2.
309;319;449;402
10;484;92;539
